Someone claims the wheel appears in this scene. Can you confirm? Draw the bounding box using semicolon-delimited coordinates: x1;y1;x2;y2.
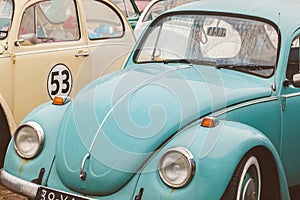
0;105;11;168
222;153;261;200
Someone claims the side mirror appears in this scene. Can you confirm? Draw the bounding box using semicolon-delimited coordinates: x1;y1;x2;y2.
15;33;37;46
292;73;300;87
0;45;4;55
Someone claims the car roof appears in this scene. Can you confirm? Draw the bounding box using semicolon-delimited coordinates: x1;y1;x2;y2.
167;0;300;34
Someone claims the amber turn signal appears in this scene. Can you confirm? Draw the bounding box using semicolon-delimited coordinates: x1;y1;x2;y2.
52;96;67;105
201;117;219;128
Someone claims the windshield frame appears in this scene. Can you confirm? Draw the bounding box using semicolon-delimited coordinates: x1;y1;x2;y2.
133;11;281;78
0;0;14;40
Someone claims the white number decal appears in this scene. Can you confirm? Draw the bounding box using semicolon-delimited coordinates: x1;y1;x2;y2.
40;189;47;200
47;64;72;100
37;188;82;200
48;192;55;200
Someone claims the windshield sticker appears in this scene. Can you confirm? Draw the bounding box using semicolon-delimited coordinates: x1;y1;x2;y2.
207;27;227;37
47;64;72;100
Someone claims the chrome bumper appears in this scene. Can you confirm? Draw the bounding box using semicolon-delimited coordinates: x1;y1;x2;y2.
0;169;96;200
0;168;38;198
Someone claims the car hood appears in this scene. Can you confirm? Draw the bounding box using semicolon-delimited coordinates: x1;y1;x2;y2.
55;64;272;195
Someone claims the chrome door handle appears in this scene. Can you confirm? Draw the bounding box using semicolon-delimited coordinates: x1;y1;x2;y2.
75;50;89;57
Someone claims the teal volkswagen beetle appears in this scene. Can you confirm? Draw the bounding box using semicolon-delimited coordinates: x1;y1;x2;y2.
2;0;300;199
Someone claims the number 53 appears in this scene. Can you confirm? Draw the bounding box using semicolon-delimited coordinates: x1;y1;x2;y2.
47;64;72;100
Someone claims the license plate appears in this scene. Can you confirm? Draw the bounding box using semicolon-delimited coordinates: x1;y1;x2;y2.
36;186;91;200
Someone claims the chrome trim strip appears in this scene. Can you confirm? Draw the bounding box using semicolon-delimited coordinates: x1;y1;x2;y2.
0;169;38;198
88;43;133;48
281;92;300;98
14;45;87;56
214;96;279;117
0;54;10;58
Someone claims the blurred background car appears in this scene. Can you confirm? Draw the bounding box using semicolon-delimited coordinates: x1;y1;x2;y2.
134;0;197;38
112;0;141;29
0;0;135;168
135;0;150;13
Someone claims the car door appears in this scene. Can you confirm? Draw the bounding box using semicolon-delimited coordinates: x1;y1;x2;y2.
0;0;14;124
11;0;136;124
11;0;90;123
82;0;136;82
280;34;300;187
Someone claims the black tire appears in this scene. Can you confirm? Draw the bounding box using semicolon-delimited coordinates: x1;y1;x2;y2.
0;104;11;168
222;153;261;200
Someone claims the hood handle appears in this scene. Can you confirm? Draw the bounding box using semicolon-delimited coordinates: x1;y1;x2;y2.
80;153;90;180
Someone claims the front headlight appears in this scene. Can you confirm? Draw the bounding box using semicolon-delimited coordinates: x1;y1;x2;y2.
14;121;44;159
158;147;195;188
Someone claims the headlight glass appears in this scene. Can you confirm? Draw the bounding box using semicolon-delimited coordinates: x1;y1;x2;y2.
159;147;195;188
14;121;44;159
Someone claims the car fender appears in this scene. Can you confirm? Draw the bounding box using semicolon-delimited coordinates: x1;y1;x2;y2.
195;120;290;199
0;94;16;135
134;120;290;199
3;101;70;184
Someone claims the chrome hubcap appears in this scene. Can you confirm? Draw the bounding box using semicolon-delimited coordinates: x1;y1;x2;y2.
242;178;256;200
237;156;261;200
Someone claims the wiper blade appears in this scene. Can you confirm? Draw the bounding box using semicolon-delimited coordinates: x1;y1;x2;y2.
162;59;191;64
216;64;274;70
215;64;237;70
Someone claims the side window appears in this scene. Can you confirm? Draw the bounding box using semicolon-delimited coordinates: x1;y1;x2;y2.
287;37;300;80
83;0;124;40
19;0;79;44
0;0;13;39
111;0;138;18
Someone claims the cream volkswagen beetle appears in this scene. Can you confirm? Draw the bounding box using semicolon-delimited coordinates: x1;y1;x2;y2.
0;0;135;167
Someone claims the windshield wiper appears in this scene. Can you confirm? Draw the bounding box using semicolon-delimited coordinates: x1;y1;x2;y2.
162;58;191;64
215;64;274;71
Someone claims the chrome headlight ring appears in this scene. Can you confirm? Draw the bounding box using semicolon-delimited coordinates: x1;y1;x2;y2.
158;147;195;188
14;121;44;159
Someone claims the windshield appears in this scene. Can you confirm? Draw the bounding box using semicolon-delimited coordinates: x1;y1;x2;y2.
0;0;13;39
134;13;279;77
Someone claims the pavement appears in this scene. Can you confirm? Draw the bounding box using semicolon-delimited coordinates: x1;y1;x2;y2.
0;185;26;200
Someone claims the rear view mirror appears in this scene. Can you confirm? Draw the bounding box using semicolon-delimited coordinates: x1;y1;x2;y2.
292;73;300;87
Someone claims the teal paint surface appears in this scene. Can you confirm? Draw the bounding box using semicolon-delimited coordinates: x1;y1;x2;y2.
4;0;300;199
